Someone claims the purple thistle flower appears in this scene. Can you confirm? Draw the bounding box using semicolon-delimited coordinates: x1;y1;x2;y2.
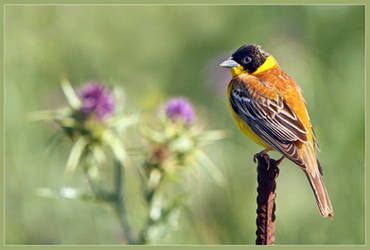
165;97;195;124
78;82;115;120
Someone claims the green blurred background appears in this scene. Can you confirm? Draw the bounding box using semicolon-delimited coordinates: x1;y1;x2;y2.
5;5;364;244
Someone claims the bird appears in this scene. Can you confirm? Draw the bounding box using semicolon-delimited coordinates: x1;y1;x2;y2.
219;44;333;218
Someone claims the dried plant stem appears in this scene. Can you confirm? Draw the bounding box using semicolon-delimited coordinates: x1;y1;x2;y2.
254;153;280;245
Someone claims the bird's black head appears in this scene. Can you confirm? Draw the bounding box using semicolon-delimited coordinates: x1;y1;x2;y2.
230;44;270;73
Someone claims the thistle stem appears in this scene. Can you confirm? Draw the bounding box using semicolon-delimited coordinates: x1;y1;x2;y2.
84;161;136;244
137;165;165;244
113;160;136;244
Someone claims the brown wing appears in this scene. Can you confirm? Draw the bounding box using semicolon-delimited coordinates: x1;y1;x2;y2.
229;78;308;166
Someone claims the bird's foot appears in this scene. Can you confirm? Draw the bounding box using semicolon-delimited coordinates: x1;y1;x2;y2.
253;148;272;163
275;155;285;166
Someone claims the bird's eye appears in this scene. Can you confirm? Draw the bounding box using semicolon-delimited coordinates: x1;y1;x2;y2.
243;56;252;64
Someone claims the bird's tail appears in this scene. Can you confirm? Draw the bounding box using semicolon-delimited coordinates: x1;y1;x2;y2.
301;145;334;218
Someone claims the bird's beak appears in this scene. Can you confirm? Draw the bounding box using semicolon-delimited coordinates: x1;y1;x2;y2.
219;57;240;68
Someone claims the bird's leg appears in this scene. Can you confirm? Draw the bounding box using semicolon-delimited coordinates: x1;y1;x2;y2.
275;155;285;166
253;148;272;163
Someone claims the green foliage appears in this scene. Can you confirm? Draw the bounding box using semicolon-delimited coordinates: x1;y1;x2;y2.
5;5;364;244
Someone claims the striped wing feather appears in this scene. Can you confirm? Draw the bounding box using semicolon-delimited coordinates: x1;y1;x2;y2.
229;80;308;167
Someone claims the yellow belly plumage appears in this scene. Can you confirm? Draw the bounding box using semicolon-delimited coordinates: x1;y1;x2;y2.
227;84;271;149
226;56;280;150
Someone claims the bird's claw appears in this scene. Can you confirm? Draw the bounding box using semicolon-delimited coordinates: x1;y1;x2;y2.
275;156;285;166
253;149;270;163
